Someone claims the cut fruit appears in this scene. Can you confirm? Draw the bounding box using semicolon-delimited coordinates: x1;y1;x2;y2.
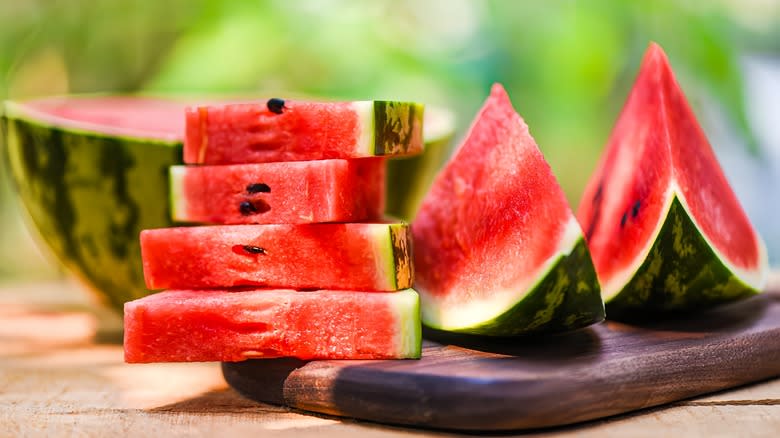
124;288;422;362
577;43;768;315
412;84;604;336
386;106;456;220
140;222;413;291
2;97;186;311
184;99;424;164
170;158;385;224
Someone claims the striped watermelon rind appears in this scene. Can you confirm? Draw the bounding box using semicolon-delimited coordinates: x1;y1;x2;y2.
421;219;604;336
604;194;767;316
3;101;181;311
386;107;456;220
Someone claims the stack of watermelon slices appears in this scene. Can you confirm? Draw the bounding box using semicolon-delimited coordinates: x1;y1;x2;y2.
124;99;425;362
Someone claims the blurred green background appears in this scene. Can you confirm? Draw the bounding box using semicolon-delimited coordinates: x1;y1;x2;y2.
1;0;779;279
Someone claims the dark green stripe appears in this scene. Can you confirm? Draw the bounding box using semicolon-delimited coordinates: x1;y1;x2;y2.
444;238;605;336
373;101;423;156
606;197;760;317
389;223;413;290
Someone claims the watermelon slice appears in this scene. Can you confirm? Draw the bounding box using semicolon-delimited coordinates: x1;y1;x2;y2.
413;84;604;336
141;222;412;291
170;158;385;224
577;43;768;314
184;99;424;164
124;288;422;362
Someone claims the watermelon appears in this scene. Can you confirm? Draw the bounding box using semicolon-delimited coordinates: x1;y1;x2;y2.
577;43;769;315
170;158;385;225
184;99;424;164
386;107;456;220
2;97;185;310
124;288;422;362
413;84;604;336
141;222;412;291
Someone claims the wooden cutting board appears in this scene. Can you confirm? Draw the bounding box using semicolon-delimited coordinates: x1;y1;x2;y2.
223;289;780;432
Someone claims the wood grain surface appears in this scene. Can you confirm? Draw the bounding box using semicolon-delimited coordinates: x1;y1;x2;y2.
224;282;780;432
2;278;780;437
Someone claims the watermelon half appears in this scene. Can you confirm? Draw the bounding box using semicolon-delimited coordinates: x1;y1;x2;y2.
413;84;604;336
2;97;186;310
124;288;422;362
184;99;424;164
577;43;768;314
140;222;412;291
170;158;385;224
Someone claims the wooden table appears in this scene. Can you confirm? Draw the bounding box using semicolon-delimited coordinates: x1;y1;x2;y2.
2;279;779;437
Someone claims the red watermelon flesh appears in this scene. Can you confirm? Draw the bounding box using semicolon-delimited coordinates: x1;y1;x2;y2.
413;84;603;334
577;43;767;304
184;99;424;164
124;288;421;362
14;96;187;141
171;158;385;225
140;222;412;292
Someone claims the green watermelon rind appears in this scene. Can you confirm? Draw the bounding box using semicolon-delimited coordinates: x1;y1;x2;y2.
385;106;456;220
420;221;605;336
3;103;181;312
604;193;768;316
356;101;423;157
394;288;423;358
377;222;414;291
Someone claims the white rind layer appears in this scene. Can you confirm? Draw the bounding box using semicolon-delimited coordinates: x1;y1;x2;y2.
601;182;769;301
420;215;584;330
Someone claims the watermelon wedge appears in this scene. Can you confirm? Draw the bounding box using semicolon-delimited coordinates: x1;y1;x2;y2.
124;288;422;362
577;43;768;314
170;158;385;224
413;84;604;336
141;222;412;291
184;99;424;164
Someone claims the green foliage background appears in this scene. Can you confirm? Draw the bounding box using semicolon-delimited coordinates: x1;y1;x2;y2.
1;0;778;277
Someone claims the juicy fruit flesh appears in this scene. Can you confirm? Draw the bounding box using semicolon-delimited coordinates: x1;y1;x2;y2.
184;100;424;164
124;288;422;362
140;223;412;291
577;43;766;295
413;84;602;332
8;97;187;141
172;158;386;224
415;84;577;306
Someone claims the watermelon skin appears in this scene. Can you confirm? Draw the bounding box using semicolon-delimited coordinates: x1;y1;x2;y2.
140;222;413;291
605;198;759;316
124;288;422;362
170;158;386;225
385;107;456;220
577;43;768;313
185;100;424;164
3;100;183;311
413;84;604;335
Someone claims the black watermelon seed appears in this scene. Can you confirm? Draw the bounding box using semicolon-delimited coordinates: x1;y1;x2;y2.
239;201;258;215
246;183;271;194
267;98;285;114
242;245;267;255
632;200;641;218
620;212;628;228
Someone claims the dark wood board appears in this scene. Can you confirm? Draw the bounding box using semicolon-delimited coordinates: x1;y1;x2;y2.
223;288;780;432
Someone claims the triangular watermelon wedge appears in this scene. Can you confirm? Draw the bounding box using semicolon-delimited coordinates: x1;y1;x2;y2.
413;84;604;335
577;43;769;315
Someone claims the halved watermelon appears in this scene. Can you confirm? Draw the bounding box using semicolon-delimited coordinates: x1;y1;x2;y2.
184;99;424;164
413;84;604;336
170;158;385;224
577;43;768;314
3;97;186;310
141;222;412;291
124;288;422;362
